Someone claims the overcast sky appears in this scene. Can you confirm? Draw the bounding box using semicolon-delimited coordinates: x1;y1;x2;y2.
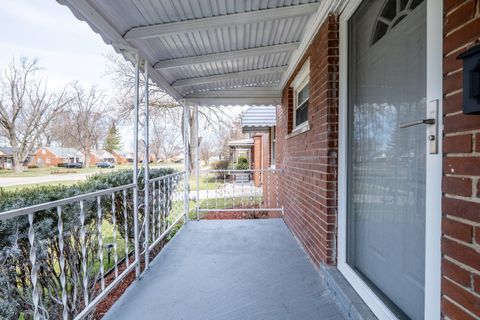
0;0;244;150
0;0;115;90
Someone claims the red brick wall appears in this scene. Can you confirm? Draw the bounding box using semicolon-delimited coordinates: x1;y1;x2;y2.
261;129;282;210
33;149;63;167
442;1;480;318
277;15;339;267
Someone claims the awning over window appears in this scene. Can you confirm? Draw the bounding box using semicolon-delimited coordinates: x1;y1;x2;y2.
227;138;254;147
241;106;276;133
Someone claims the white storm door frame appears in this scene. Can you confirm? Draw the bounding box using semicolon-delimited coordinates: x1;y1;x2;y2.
336;0;443;319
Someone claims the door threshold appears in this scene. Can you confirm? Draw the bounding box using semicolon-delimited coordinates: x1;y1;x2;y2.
320;265;378;320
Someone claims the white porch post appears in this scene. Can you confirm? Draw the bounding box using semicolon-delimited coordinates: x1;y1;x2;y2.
194;105;200;220
143;61;150;270
133;53;141;278
183;103;190;222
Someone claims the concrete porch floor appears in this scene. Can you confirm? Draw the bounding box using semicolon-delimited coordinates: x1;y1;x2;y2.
104;219;346;320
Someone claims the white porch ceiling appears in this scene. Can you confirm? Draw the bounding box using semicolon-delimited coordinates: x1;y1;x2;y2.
58;0;334;106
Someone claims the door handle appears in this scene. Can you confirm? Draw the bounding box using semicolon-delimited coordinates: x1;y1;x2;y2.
399;118;435;129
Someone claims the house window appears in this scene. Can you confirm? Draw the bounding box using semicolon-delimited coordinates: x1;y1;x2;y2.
295;83;309;127
291;59;310;131
46;157;51;164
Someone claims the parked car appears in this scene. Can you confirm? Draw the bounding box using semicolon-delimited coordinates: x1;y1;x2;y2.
97;161;115;168
64;162;83;168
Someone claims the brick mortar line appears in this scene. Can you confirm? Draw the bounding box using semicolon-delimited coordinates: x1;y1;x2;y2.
444;88;463;97
443;274;476;298
444;17;479;39
444;41;477;58
445;67;463;77
445;214;480;227
444;129;480;136
444;234;480;253
442;295;479;320
444;256;480;278
444;110;464;117
445;152;480;157
445;173;480;179
444;274;480;300
445;0;476;17
445;193;480;204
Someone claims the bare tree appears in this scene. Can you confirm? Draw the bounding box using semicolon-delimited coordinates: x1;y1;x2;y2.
104;53;233;174
150;122;182;162
63;83;109;166
0;57;70;172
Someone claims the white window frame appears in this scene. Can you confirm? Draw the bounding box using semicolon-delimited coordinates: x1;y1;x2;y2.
337;0;442;319
291;59;310;132
270;126;276;168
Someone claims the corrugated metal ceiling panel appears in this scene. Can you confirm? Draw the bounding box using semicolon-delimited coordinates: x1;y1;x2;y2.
59;0;323;104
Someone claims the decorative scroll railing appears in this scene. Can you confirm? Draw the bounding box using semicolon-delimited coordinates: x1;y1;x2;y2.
0;171;187;320
194;169;283;219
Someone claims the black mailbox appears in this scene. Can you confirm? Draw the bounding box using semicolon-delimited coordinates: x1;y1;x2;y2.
458;44;480;114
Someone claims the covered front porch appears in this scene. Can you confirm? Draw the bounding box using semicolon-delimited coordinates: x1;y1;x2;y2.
103;219;345;320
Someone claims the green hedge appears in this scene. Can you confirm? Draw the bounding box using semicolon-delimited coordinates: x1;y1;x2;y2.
0;168;176;212
0;168;177;319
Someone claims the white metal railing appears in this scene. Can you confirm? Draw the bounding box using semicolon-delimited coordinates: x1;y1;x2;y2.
194;169;283;219
0;172;187;320
145;172;186;254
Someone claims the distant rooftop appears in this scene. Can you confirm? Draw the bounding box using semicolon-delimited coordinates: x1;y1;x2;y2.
228;138;254;147
0;147;14;155
43;146;82;157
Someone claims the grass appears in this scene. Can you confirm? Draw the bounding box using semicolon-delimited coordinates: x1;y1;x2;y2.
0;180;79;191
101;220;131;271
189;175;222;191
0;163;186;178
0;165;131;178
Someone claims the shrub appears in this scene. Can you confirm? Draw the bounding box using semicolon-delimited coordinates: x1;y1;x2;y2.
236;156;249;170
0;167;177;319
211;159;229;170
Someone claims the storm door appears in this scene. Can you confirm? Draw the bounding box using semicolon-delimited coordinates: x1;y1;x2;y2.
346;0;427;319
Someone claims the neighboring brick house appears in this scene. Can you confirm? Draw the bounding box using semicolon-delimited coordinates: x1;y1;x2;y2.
0;147;13;169
89;149;116;165
110;150;129;165
32;147;83;167
227;138;254;169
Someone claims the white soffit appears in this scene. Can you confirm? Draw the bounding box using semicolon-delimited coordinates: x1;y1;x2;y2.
57;0;334;106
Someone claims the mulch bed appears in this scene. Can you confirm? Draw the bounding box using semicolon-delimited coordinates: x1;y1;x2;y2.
92;238;168;319
201;210;282;220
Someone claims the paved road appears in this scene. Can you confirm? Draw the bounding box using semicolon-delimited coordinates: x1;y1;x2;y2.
0;173;91;187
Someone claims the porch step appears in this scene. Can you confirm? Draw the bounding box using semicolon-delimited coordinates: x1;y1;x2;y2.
233;174;250;183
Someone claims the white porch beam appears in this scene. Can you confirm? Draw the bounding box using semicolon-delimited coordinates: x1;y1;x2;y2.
124;3;321;40
154;43;300;70
185;97;281;106
185;88;281;99
172;66;286;88
185;87;281;106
